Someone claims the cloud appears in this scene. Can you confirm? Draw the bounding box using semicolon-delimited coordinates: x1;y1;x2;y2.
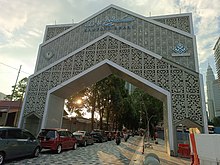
0;0;67;48
27;29;41;37
178;0;220;64
0;1;28;39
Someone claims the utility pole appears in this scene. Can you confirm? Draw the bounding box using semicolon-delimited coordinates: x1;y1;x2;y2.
4;65;22;126
11;65;22;101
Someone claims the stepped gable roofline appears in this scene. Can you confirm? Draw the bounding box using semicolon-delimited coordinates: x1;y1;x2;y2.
148;12;192;19
148;12;194;34
45;23;77;28
31;32;162;77
43;23;78;42
41;4;194;47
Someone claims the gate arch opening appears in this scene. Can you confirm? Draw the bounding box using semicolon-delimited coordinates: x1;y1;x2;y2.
38;60;174;155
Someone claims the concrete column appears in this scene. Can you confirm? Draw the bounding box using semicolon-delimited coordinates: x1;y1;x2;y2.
42;94;65;129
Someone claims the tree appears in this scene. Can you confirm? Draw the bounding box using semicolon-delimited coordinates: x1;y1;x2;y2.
82;85;99;130
65;74;163;132
5;77;28;101
130;88;163;132
65;89;86;117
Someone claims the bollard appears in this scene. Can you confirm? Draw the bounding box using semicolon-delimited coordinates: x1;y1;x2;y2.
144;153;160;165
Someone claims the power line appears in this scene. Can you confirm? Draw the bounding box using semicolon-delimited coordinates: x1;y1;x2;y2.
0;62;31;75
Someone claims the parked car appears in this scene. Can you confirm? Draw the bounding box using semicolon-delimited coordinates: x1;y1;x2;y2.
0;126;41;165
90;130;108;143
37;128;77;154
72;131;94;146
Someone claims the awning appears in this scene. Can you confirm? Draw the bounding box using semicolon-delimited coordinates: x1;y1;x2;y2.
0;109;8;112
0;108;19;113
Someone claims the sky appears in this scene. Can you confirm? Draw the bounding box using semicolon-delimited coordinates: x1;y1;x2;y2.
0;0;219;97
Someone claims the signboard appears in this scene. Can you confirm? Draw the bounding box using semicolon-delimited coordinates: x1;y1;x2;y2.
84;15;135;32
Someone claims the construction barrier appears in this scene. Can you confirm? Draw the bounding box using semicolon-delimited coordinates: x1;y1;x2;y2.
177;143;191;158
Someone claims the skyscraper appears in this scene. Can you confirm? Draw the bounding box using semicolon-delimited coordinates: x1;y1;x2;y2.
214;37;220;81
206;64;220;121
206;65;215;121
213;80;220;117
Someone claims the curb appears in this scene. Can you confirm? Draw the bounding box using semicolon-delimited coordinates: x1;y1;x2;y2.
129;136;144;165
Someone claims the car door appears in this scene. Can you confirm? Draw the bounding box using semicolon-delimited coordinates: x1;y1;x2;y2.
59;131;68;149
86;132;93;144
67;131;75;148
22;130;38;156
7;129;25;159
0;129;12;160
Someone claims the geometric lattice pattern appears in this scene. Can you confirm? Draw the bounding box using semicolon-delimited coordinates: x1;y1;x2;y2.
45;25;74;42
23;35;203;126
154;16;191;34
37;7;195;73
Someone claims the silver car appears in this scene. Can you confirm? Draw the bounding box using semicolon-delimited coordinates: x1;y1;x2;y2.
0;127;41;165
73;131;94;147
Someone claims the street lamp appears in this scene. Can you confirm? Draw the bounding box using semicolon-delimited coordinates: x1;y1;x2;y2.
147;115;156;142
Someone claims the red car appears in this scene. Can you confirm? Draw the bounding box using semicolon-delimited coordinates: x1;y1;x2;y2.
38;128;77;154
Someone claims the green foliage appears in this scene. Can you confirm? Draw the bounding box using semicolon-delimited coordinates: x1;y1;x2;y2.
5;77;28;101
130;88;163;128
66;74;163;131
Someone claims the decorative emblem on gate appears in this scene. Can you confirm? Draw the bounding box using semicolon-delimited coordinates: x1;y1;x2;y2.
172;43;190;56
44;51;54;60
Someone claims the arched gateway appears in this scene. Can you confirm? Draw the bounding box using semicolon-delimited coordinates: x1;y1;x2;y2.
19;5;208;155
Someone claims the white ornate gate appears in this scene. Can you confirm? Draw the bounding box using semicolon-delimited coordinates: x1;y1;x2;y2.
19;5;208;155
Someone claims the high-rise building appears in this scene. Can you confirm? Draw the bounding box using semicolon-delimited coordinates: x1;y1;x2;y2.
212;80;220;117
214;37;220;81
206;65;220;120
206;65;216;121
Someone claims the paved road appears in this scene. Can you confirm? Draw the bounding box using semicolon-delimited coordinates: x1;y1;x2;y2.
5;136;142;165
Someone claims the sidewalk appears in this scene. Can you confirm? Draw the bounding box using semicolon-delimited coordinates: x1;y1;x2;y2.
129;137;191;165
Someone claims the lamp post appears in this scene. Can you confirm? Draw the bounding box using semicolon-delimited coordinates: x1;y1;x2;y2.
147;115;156;142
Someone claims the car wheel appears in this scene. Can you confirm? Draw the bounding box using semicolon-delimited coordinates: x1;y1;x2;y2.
83;141;87;147
33;146;40;157
57;145;62;154
0;152;5;165
73;143;77;150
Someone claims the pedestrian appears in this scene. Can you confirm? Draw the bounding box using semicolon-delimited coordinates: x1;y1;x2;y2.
116;131;121;145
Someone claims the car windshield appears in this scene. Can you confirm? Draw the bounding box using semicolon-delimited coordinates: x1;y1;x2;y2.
73;134;82;140
78;131;85;134
91;132;101;135
39;130;55;139
73;132;83;135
